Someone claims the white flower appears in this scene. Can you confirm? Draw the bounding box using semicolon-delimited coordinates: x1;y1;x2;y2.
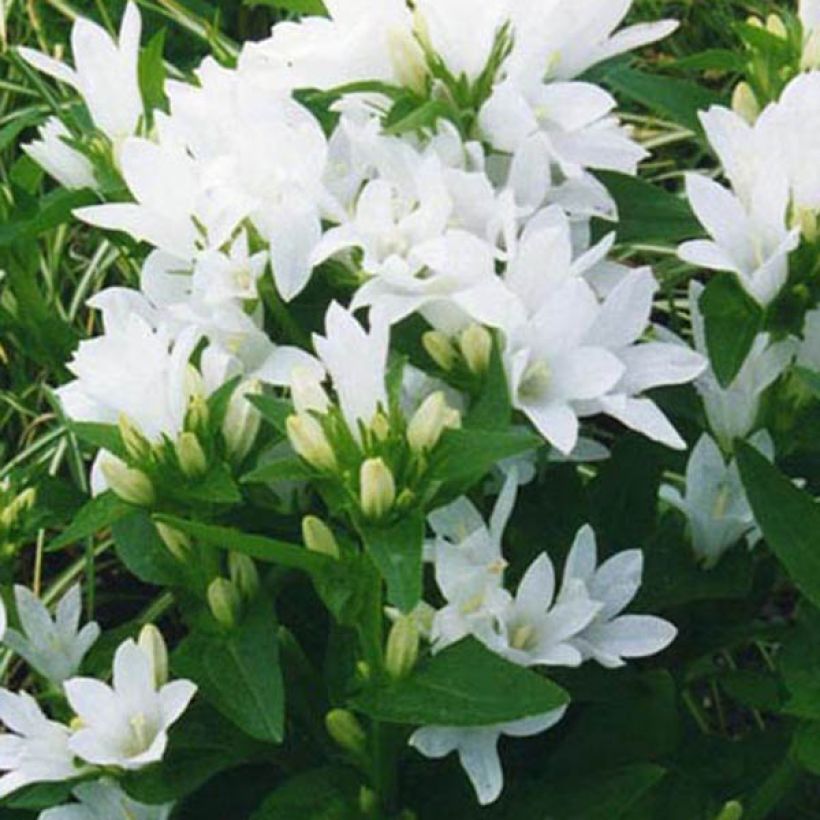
427;472;518;650
191;232;267;307
22;118;96;190
0;690;81;799
311;302;389;441
410;708;567;806
661;432;771;567
2;585;99;688
493;552;602;667
562;525;677;667
688;281;796;447
19;2;143;146
578;268;707;449
506;0;678;83
238;0;418;92
40;779;173;820
505;277;625;454
0;596;6;641
65;638;196;770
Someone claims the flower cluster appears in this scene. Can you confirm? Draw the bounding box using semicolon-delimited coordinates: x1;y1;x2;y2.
5;0;820;814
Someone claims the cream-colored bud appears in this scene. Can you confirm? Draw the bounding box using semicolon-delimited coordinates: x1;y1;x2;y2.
176;432;208;478
138;624;168;687
388;27;427;94
459;324;493;374
793;206;819;242
731;82;760;124
766;14;787;39
1;488;36;530
223;380;262;465
184;364;206;403
407;392;461;453
207;578;242;629
385;615;420;679
803;29;820;70
186;393;210;438
287;414;337;471
229;552;260;601
302;516;340;559
101;456;155;507
370;412;391;442
360;458;396;520
290;367;330;415
118;414;152;462
715;801;743;820
422;330;456;371
155;522;192;561
325;709;367;755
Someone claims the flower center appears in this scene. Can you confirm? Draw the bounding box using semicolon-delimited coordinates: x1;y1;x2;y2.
519;360;551;400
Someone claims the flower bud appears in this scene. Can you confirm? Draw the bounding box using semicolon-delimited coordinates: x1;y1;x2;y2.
229;552;260;601
176;432;208;478
716;801;743;820
291;367;330;415
766;14;787;39
155;522;192;562
385;615;420;679
359;786;379;815
731;82;759;125
360;458;396;520
207;578;242;629
422;330;456;371
302;516;340;559
388;27;427;94
746;15;763;29
459;324;492;375
407;392;461;453
0;488;36;531
186;393;210;438
184;364;206;404
325;708;367;755
793;206;819;243
287;414;337;471
118;414;152;463
803;29;820;70
101;456;155;507
223;380;262;465
370;412;391;442
138;624;168;687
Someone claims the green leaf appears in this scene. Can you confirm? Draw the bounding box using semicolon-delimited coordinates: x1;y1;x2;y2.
793;721;820;776
243;0;327;13
123;704;266;804
69;421;128;459
156;515;329;575
500;765;666;819
780;605;820;720
464;337;512;431
174;597;285;744
794;366;820;400
0;188;96;246
594;171;702;245
250;767;359;820
603;66;725;134
180;464;243;505
242;457;313;485
699;274;764;388
48;491;133;551
139;29;168;113
112;511;187;587
351;638;569;726
250;395;292;436
671;49;744;73
736;443;820;609
430;427;540;486
360;510;424;613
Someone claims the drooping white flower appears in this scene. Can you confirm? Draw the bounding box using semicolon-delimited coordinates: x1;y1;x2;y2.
2;585;99;688
65;637;196;770
22;118;96;190
19;2;143;146
688;281;796;448
561;525;677;667
0;690;82;799
661;432;772;567
40;779;173;820
311;302;389;441
410;708;567;806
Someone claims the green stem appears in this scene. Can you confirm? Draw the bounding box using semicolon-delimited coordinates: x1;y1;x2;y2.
260;277;311;349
